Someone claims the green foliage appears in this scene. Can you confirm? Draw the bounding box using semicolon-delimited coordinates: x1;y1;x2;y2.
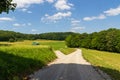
65;28;120;53
0;30;75;41
65;34;81;47
39;32;75;40
82;48;120;80
0;0;16;14
39;40;66;50
9;38;15;42
60;48;76;55
32;42;40;45
0;45;56;80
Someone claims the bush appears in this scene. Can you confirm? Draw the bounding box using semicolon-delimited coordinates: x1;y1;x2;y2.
9;38;15;42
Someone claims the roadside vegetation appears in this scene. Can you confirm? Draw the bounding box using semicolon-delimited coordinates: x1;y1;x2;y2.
82;48;120;80
0;45;57;80
0;40;66;80
66;28;120;53
60;48;76;55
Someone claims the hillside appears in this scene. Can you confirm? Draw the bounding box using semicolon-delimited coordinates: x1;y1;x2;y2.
0;30;75;41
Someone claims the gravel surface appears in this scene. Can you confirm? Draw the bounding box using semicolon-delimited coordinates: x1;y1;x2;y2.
30;49;111;80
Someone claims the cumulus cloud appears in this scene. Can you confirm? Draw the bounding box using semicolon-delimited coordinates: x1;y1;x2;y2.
70;27;85;32
46;0;54;3
71;19;80;26
83;14;106;21
31;29;39;34
13;23;21;27
71;27;85;30
13;23;32;27
41;11;72;22
54;0;73;10
0;17;14;21
20;8;32;13
104;6;120;16
83;6;120;21
28;23;32;26
32;29;38;32
70;19;85;32
12;0;44;8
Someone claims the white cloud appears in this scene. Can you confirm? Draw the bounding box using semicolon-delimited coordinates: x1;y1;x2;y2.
13;23;21;27
31;29;38;34
21;8;27;12
104;6;120;16
71;19;80;26
41;11;72;22
20;8;32;13
13;23;32;27
27;11;32;13
0;17;13;21
54;0;73;10
83;14;106;21
70;19;85;32
83;6;120;21
71;27;85;30
46;0;54;3
28;23;32;26
32;29;38;32
13;0;44;8
70;27;85;32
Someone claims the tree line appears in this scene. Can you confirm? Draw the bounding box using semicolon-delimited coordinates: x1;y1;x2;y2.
65;28;120;53
0;30;75;42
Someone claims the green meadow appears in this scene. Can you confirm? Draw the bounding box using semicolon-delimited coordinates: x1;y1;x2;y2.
0;40;66;80
82;48;120;80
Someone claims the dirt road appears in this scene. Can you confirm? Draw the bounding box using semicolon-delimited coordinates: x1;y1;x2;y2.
30;49;111;80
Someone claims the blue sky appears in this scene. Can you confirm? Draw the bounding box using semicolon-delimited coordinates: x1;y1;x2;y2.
0;0;120;34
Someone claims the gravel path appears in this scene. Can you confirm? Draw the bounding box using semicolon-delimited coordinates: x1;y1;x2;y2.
30;49;111;80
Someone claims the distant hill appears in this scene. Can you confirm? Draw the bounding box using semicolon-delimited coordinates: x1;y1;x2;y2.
0;30;76;41
39;32;76;40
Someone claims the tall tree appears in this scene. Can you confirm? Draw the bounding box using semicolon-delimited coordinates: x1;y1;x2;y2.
0;0;16;14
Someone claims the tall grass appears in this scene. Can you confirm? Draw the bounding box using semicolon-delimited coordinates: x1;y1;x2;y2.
60;48;76;55
0;40;66;79
0;45;56;80
82;48;120;80
2;40;66;50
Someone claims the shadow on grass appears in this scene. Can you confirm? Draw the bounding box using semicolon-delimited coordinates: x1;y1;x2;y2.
98;66;120;80
0;51;45;80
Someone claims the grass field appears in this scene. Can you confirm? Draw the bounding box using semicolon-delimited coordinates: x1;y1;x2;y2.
1;40;66;50
60;48;76;55
82;48;120;80
0;40;66;80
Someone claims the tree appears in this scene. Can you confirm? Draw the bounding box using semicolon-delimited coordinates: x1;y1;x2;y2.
0;0;16;14
65;28;120;53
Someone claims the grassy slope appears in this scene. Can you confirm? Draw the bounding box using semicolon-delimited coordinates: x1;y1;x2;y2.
60;48;76;55
0;40;75;79
82;48;120;80
0;40;63;80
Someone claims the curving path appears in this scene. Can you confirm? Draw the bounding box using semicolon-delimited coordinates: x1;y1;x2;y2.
30;49;111;80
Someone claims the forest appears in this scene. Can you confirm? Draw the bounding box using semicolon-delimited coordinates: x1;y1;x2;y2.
65;28;120;53
0;30;74;41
